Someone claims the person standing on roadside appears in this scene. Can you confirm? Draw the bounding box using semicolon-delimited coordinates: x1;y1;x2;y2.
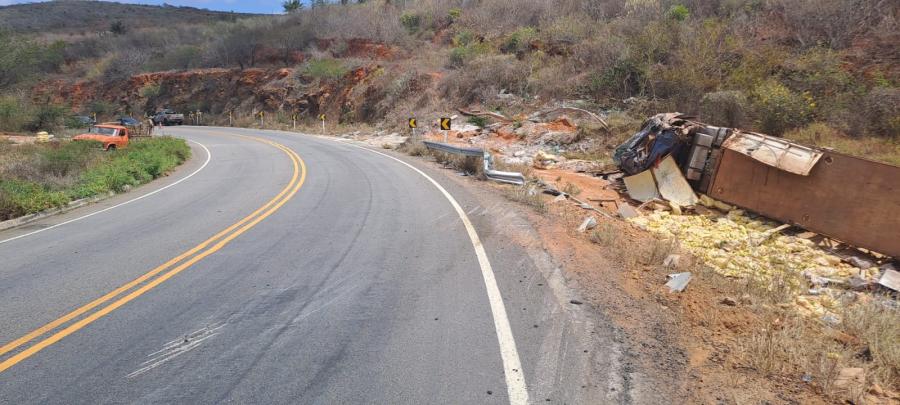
147;115;154;136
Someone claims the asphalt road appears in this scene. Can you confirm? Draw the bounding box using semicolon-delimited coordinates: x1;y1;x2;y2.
0;127;623;404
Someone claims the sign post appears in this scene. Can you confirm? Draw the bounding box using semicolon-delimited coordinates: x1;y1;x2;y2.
197;111;202;126
408;118;417;139
258;111;265;127
440;117;451;142
228;111;233;126
292;113;297;130
319;114;326;133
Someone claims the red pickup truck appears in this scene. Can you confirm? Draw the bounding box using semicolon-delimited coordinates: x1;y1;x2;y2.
73;124;131;150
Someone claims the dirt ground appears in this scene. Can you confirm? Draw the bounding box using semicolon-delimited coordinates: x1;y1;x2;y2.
406;146;897;404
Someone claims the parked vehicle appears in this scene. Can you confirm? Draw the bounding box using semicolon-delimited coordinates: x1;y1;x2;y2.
152;109;184;126
72;115;95;127
102;117;145;136
73;124;131;150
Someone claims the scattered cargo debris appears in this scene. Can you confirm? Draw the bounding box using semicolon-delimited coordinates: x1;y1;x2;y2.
665;272;692;292
577;216;598;232
651;156;698;207
623;171;659;202
879;269;899;292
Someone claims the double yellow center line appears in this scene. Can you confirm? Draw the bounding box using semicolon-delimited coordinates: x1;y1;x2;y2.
0;135;306;373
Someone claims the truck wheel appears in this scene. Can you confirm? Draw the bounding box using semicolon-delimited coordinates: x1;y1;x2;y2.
107;145;116;151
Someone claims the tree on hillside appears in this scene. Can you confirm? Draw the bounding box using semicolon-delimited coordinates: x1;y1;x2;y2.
110;20;127;35
213;24;262;70
282;0;303;13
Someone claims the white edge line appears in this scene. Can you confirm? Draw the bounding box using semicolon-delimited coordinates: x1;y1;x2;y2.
0;140;212;245
340;141;530;405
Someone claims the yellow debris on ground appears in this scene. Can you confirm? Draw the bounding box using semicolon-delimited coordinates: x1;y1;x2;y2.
628;207;879;317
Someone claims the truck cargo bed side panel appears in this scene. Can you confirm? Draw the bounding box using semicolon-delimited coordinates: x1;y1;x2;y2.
708;149;900;257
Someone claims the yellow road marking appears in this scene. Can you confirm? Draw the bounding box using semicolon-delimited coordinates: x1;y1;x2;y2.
0;135;306;373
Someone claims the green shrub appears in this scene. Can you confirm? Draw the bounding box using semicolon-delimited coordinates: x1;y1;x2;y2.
140;83;162;99
37;141;101;178
400;13;422;34
467;116;488;128
0;31;66;89
87;100;115;119
667;4;690;21
0;180;69;219
0;95;26;132
751;80;813;135
452;30;477;47
22;103;67;133
448;8;461;22
448;41;490;68
500;27;537;54
303;58;348;81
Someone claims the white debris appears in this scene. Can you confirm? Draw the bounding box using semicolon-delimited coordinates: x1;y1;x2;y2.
577;216;598;233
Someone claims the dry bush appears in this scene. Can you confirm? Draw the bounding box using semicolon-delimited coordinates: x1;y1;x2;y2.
853;87;900;138
700;90;749;128
783;123;900;166
640;236;678;266
433;151;482;176
738;297;899;400
398;138;429;156
502;185;546;213
456;0;552;37
493;159;535;181
440;54;530;104
561;182;582;196
770;0;891;49
296;3;406;44
840;298;900;390
589;222;618;246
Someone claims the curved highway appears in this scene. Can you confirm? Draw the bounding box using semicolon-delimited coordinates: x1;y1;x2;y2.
0;127;620;404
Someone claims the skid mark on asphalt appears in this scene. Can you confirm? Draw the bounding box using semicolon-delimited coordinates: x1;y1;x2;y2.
127;323;226;378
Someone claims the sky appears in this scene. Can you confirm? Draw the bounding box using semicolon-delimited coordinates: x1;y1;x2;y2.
0;0;298;14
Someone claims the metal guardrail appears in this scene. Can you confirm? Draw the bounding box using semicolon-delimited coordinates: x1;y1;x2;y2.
422;141;484;157
422;141;526;186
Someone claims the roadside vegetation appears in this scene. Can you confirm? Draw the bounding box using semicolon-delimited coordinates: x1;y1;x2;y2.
0;137;190;221
0;0;895;161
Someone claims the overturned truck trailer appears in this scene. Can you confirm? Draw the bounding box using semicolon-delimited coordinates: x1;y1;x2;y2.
616;114;900;257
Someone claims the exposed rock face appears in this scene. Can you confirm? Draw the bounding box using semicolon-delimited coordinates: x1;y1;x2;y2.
33;65;383;122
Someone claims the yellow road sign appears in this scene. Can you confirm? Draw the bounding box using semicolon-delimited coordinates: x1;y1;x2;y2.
319;114;326;121
409;118;417;129
440;118;451;131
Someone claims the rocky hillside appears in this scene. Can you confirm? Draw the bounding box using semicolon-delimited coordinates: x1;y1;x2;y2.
2;0;898;147
0;1;255;35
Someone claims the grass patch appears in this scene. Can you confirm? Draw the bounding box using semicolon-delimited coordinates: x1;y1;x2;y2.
303;58;349;81
0;137;190;220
